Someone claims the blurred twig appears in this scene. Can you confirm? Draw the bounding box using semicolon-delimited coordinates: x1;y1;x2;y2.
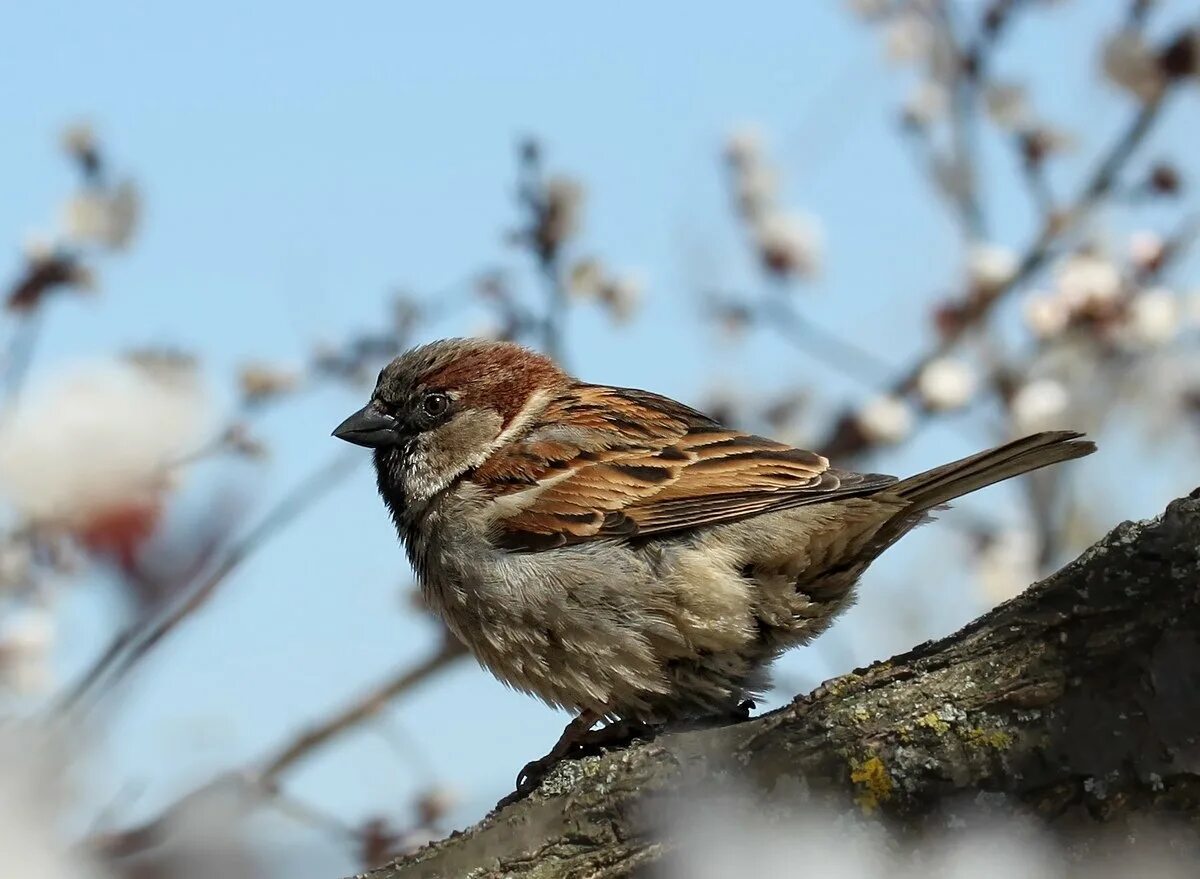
93;633;467;860
260;632;467;783
515;140;576;364
932;0;987;240
760;294;896;387
820;91;1173;458
57;451;364;711
1;310;46;408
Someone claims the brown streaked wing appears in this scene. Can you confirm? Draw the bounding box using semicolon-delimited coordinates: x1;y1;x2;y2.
477;385;897;551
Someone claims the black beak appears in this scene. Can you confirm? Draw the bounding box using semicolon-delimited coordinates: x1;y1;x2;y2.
332;405;402;448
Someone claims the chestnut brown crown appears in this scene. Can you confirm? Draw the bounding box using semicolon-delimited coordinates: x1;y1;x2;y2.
333;338;566;448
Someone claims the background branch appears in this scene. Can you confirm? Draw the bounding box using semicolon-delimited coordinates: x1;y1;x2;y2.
820;90;1174;458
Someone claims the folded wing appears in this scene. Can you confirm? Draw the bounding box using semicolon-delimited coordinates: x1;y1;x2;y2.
473;383;896;551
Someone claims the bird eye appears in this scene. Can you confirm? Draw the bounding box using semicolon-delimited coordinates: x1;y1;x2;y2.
421;392;450;418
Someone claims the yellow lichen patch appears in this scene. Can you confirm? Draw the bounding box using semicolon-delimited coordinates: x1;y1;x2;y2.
963;727;1013;751
850;755;893;815
916;712;950;734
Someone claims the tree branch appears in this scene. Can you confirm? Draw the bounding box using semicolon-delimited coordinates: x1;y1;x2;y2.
367;489;1200;879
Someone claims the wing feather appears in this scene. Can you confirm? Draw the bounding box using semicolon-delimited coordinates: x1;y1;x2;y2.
476;383;896;551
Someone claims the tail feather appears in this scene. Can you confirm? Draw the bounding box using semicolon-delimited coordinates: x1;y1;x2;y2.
891;430;1095;512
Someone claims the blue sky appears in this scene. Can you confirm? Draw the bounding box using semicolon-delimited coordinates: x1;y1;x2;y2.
2;2;1197;875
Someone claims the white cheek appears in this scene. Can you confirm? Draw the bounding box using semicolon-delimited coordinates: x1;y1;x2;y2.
402;389;557;505
403;443;451;504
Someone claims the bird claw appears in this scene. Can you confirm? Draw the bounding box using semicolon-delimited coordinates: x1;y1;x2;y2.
497;711;659;810
511;753;558;798
732;698;756;720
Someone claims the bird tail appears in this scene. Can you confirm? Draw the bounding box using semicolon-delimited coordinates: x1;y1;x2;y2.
890;430;1095;513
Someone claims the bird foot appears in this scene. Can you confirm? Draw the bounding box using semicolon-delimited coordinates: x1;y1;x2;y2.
731;698;756;721
497;712;657;809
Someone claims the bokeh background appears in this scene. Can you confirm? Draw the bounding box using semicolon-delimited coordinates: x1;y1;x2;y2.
1;2;1197;876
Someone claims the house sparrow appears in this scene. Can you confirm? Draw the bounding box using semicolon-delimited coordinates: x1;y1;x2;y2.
334;338;1094;786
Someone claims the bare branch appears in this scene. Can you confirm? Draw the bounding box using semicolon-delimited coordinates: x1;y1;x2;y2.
260;634;467;784
58;451;363;711
92;634;467;861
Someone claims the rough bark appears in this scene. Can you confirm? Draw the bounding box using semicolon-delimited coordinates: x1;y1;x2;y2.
361;492;1200;879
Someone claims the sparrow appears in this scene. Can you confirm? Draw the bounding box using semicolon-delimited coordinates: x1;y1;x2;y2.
333;338;1094;787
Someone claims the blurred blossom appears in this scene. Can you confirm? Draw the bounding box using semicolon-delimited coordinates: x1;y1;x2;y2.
921;822;1063;879
466;318;505;341
598;272;644;323
762;391;808;431
903;80;949;126
714;303;753;342
884;12;933;65
725;126;779;220
0;605;55;693
925;24;958;86
702;387;740;428
1159;27;1200;81
220;423;270;460
60;122;98;166
238;363;300;406
669;796;887;879
118;775;265;879
983;82;1031;130
62;193;109;244
976;528;1038;605
1020;124;1076;164
844;0;889;20
723;124;765;169
664;792;1112;879
1102;31;1165;101
358;817;405;869
415;785;459;828
104;181;140;249
1127;229;1165;272
733;161;779;219
62;178;139;250
0;537;33;593
1011;378;1069;433
967;243;1018;293
1054;252;1122;308
856;394;913;445
566;259;643;322
567;257;605;298
20;232;56;263
539;175;584;253
1125;287;1179;347
917;357;976;411
61;182;139;251
0;732;109;878
754;211;823;279
1147;162;1182;197
1022;292;1070;340
0;358;209;561
724;128;823;280
6;250;95;313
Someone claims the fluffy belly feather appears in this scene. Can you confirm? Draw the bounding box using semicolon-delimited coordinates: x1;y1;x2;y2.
418;499;896;721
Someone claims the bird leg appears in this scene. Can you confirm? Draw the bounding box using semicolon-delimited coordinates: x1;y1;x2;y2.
509;708;601;801
573;716;656;753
